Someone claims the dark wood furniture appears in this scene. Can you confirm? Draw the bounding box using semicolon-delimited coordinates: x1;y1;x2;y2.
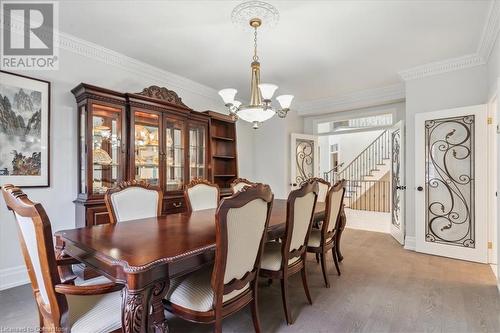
55;198;325;333
104;180;163;224
204;111;238;197
184;178;220;212
259;182;319;325
1;185;123;332
165;184;273;333
72;84;238;228
230;177;255;193
307;180;346;287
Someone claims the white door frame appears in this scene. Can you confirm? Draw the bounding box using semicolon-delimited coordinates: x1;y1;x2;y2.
415;104;488;263
488;95;498;265
390;120;405;245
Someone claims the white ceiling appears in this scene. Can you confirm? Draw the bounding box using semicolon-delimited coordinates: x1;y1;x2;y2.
59;0;492;103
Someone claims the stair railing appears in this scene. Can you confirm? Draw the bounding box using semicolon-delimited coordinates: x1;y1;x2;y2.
323;129;390;184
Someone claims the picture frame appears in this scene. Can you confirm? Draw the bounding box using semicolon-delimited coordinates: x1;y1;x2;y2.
0;70;50;187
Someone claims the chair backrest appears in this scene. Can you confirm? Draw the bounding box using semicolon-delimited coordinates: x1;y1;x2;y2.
321;179;346;239
1;185;68;328
211;183;273;307
282;181;318;264
230;178;254;193
184;179;219;212
105;180;163;223
301;177;329;203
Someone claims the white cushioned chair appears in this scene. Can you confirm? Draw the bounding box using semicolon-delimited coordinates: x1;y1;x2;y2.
105;180;163;223
1;185;123;333
230;178;255;193
259;181;319;325
165;184;273;333
184;178;220;212
307;179;346;287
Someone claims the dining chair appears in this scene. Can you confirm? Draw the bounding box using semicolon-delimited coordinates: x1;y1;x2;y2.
104;180;163;223
1;185;123;333
301;177;330;263
307;180;346;287
164;183;274;333
301;177;330;203
184;178;220;212
231;178;254;193
259;181;318;325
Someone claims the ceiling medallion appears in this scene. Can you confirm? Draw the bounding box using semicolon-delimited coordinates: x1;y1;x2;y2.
231;1;280;31
220;1;292;129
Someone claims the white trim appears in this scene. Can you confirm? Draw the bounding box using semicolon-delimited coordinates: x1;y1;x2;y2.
398;54;485;81
399;2;500;81
478;1;500;63
0;265;29;291
297;84;405;116
5;16;220;103
404;236;416;251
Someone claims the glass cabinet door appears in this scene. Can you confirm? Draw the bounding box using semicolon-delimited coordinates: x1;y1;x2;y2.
189;123;207;180
134;111;160;186
165;118;185;191
91;104;122;195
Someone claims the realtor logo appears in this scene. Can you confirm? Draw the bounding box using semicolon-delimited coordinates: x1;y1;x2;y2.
1;1;59;70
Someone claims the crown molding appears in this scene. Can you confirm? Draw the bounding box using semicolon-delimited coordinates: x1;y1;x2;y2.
398;54;485;81
297;84;405;116
399;1;500;81
58;33;220;103
5;16;220;103
478;0;500;62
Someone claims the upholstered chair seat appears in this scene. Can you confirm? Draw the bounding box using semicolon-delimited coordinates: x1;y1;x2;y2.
259;182;319;325
307;229;333;248
307;180;346;287
67;288;122;333
166;266;249;312
165;184;273;333
260;242;300;271
1;185;123;332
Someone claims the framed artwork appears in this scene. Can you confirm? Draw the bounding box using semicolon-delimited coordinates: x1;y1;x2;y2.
0;71;50;187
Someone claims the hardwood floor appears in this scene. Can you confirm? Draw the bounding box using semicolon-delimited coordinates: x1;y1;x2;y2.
1;228;499;332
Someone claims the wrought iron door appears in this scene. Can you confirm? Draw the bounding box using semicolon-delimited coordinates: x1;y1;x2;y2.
415;105;488;263
290;133;319;189
391;121;405;245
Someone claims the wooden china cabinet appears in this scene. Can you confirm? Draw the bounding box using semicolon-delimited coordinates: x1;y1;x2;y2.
72;84;237;227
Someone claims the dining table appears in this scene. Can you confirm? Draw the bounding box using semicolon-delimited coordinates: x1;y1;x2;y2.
55;199;345;333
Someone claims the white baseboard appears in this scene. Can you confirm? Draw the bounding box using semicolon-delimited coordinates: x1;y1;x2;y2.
404;236;416;251
0;265;29;291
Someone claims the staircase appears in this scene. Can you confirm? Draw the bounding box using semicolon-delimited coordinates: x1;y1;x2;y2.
324;130;391;212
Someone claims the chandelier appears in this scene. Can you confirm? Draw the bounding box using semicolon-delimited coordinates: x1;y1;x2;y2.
218;1;293;129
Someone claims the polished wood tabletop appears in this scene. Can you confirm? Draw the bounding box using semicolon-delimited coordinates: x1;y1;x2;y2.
58;199;325;271
56;199;326;333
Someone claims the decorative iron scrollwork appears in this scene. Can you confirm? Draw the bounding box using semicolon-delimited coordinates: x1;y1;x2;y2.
391;129;401;228
295;139;314;184
425;115;475;248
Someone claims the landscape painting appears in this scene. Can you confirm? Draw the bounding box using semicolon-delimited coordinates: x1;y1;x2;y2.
0;71;50;187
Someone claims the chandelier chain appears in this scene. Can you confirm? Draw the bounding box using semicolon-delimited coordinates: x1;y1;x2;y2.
253;27;259;62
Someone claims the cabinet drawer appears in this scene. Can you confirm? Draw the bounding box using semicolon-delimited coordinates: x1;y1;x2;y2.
164;197;186;214
86;205;110;225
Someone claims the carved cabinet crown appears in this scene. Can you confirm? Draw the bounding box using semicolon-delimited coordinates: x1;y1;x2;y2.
136;85;188;108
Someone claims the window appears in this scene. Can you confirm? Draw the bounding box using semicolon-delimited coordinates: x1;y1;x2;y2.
317;113;393;134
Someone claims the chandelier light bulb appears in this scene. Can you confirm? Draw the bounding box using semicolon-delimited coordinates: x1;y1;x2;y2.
258;83;278;100
276;94;294;109
218;88;237;105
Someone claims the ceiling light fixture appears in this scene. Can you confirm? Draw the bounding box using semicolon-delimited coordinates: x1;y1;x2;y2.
218;1;293;129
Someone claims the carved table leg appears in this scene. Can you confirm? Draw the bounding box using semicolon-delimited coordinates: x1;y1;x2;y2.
150;281;169;333
336;206;347;262
122;281;169;333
